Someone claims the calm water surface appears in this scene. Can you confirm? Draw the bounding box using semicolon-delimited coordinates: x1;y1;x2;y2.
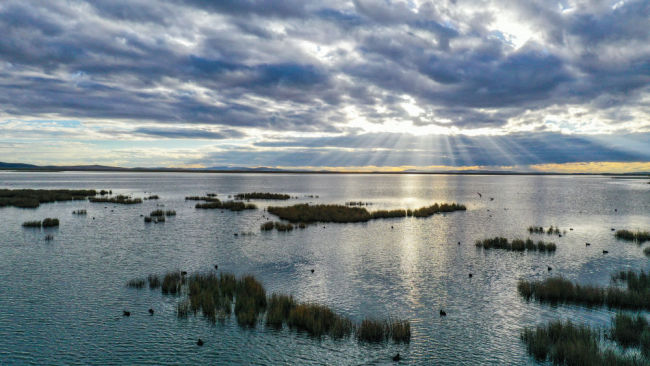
0;172;648;365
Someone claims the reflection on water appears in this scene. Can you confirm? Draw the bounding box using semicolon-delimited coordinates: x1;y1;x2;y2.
0;172;649;365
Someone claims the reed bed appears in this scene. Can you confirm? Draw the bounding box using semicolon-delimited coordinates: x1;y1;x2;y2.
150;209;165;217
475;237;557;252
521;320;646;365
129;271;410;343
147;195;159;200
22;220;42;228
195;199;256;211
126;278;146;288
410;203;467;217
616;230;650;244
72;209;87;215
185;196;220;202
234;192;290;200
268;203;466;223
0;189;97;208
89;195;142;204
260;221;275;231
610;313;649;349
165;210;176;216
518;273;650;310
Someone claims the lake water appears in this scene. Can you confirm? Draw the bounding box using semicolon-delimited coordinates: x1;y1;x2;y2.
0;172;648;365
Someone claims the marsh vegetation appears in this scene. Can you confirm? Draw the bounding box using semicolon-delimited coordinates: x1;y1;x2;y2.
475;237;557;252
234;192;290;200
42;218;59;227
89;195;142;204
72;209;87;215
521;319;649;365
0;189;97;208
128;270;410;343
616;230;650;244
267;202;466;223
518;271;650;310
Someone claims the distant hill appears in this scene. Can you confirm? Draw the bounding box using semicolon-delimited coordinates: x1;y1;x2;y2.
0;161;648;175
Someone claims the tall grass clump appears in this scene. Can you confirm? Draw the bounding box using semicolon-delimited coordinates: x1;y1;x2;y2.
610;313;649;348
235;192;290;200
126;278;146;289
89;195;142;204
528;226;544;234
476;237;556;252
518;274;650;310
22;220;42;228
0;189;97;208
161;271;184;295
370;209;407;219
357;319;386;342
234;275;267;326
42;218;59;227
165;210;176;216
287;303;353;339
260;221;274;231
150;209;165;217
616;230;650;244
185;196;220;202
266;294;295;328
72;209;87;215
521;320;603;365
147;274;160;289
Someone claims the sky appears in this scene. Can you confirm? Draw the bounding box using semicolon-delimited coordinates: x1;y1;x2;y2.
0;0;649;172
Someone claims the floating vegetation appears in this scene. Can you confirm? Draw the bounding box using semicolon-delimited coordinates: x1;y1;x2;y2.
528;226;545;234
147;195;159;200
89;195;142;204
518;272;650;310
475;237;557;252
165;210;176;216
72;209;87;215
128;271;410;343
234;192;290;200
267;203;466;223
22;220;42;228
144;216;152;223
616;230;650;244
206;193;217;197
195;200;256;211
521;319;648;365
42;218;59;227
0;189;97;208
99;190;111;195
126;278;146;289
260;221;295;232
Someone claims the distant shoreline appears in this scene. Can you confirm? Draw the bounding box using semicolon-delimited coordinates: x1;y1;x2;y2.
1;167;649;177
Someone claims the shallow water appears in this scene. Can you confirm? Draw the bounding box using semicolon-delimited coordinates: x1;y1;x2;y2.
0;172;648;365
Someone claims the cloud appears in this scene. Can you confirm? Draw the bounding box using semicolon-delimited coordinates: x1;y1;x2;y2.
0;0;648;169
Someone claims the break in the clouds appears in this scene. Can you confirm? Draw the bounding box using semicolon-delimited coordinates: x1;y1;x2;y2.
0;0;648;171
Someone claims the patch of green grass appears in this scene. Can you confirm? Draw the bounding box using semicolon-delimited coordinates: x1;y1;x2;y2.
475;237;556;252
235;192;290;200
0;189;98;208
616;230;650;244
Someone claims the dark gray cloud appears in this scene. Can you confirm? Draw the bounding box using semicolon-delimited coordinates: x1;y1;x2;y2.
0;0;648;167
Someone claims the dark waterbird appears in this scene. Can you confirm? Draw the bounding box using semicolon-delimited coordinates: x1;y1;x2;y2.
439;310;446;317
547;266;552;271
468;273;473;278
310;269;315;273
197;339;204;346
586;242;591;246
603;250;609;254
392;353;401;362
148;308;154;315
214;265;218;270
123;310;130;317
181;271;187;276
477;192;482;198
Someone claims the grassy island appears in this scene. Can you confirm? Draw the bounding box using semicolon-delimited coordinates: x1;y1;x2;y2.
235;192;290;200
475;237;557;252
0;189;97;208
